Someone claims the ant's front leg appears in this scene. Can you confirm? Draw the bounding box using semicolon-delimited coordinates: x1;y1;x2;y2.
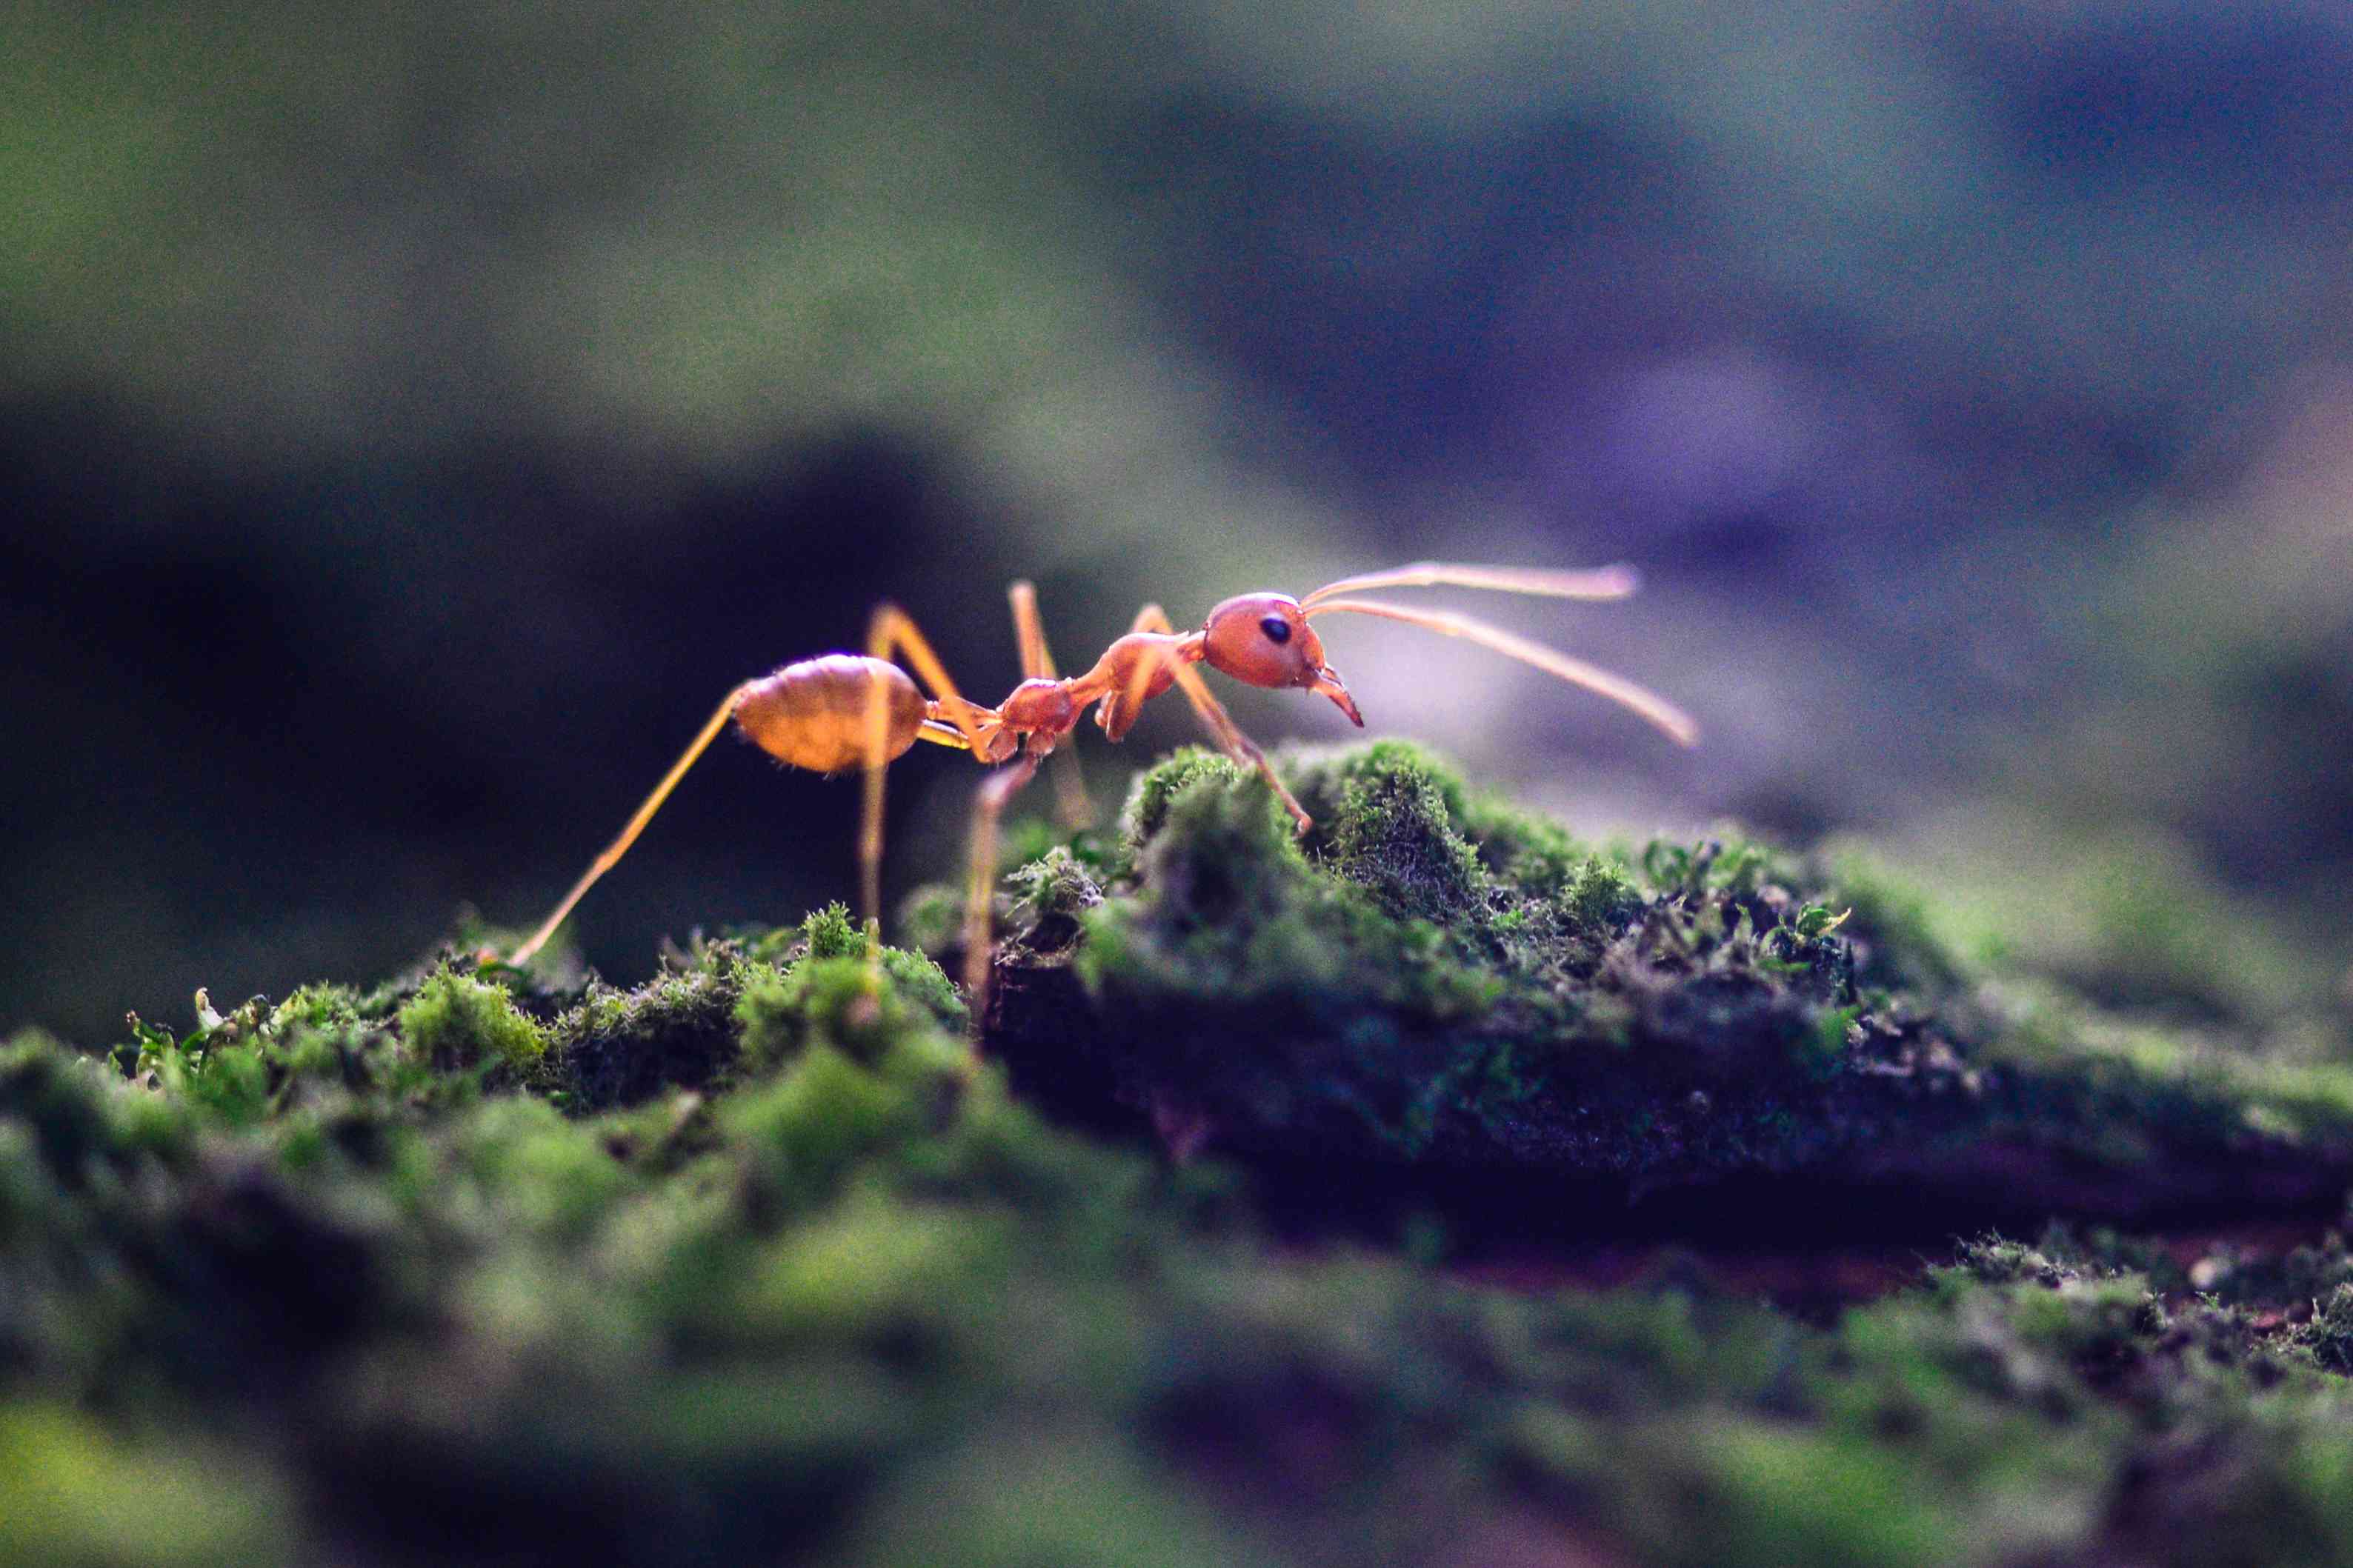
1008;580;1092;831
1119;604;1311;834
962;750;1042;1026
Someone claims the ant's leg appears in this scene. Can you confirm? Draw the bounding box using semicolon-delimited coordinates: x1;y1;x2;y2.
963;752;1042;1027
861;604;993;946
1301;596;1697;747
1009;580;1092;830
1009;580;1054;681
1124;605;1311;833
505;683;753;967
868;604;995;746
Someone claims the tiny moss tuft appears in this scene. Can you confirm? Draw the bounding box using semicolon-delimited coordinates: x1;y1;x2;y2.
798;902;868;961
271;982;364;1033
738;955;965;1074
1322;744;1489;926
1118;747;1251;853
748;904;968;1035
550;964;753;1112
2297;1283;2353;1373
395;968;547;1073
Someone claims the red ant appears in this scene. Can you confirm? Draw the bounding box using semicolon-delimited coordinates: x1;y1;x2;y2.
501;562;1697;1013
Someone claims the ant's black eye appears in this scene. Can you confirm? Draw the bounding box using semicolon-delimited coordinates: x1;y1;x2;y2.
1259;615;1292;646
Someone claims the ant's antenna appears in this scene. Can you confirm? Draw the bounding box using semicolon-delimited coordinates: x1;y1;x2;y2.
1300;561;1640;609
1297;561;1697;746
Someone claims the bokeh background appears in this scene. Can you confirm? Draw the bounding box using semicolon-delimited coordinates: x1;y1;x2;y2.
8;0;2352;1045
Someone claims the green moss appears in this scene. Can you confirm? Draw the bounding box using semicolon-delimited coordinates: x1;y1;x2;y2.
1334;762;1486;924
2295;1284;2353;1374
1950;1235;2083;1289
1860;816;2345;1030
1068;754;1537;1159
550;963;753;1112
719;1183;1001;1348
0;1404;293;1567
13;1011;2353;1568
1284;740;1489;924
1814;841;1968;999
525;910;965;1116
1002;847;1103;935
977;744;2353;1212
1116;745;1249;852
1560;855;1641;934
1969;980;2353;1175
749;904;968;1035
798;901;868;961
270;981;363;1032
1001;745;1920;1175
449;1095;632;1241
842;1435;1261;1568
738;955;970;1076
879;950;965;1036
1685;1426;1970;1568
24;742;2353;1568
896;883;965;959
395;968;546;1073
2;1030;182;1184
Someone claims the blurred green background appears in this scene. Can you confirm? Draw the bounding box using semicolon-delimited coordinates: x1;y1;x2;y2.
7;0;2350;1044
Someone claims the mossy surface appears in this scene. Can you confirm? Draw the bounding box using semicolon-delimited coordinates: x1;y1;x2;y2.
983;744;2353;1220
13;744;2353;1566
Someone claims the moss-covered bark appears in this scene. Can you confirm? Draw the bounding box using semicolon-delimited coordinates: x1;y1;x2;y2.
10;746;2353;1567
982;744;2353;1227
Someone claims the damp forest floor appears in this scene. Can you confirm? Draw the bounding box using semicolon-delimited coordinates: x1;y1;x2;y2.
13;742;2353;1567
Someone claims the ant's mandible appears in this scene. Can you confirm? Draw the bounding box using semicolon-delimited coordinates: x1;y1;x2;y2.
500;561;1699;1015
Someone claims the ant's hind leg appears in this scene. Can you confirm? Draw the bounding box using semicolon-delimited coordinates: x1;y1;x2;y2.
1123;604;1312;833
964;753;1042;1030
1009;580;1092;830
505;683;753;967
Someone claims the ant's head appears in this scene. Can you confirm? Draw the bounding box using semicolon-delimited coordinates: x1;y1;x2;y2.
1200;593;1363;726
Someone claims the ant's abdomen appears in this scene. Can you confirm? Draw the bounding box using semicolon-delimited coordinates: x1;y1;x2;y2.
733;655;927;773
